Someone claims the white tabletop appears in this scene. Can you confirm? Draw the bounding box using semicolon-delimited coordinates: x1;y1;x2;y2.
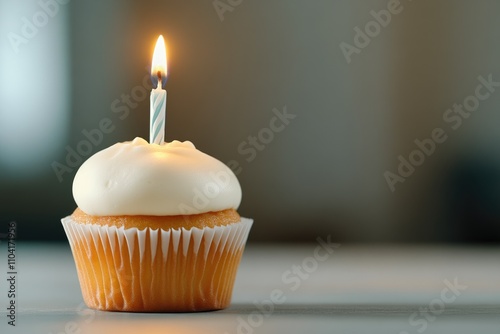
1;243;499;334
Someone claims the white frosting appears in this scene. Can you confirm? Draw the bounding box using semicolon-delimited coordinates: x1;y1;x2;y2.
73;137;242;216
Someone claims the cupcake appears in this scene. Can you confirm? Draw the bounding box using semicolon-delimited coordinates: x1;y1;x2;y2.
61;137;252;312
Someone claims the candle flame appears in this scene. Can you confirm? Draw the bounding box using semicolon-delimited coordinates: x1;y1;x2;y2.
151;35;167;86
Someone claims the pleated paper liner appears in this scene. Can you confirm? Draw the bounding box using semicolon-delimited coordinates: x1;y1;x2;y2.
61;216;253;312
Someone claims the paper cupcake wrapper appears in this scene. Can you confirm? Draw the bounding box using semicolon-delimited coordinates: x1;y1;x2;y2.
61;216;252;312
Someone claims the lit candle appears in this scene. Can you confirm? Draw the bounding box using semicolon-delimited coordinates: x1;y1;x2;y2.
150;35;167;144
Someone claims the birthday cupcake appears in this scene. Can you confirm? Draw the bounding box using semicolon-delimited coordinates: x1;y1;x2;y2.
61;137;252;312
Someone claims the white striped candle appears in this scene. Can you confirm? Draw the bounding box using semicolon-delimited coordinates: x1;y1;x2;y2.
150;35;167;144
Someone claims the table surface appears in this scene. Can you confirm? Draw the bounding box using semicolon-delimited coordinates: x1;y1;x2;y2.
1;243;499;334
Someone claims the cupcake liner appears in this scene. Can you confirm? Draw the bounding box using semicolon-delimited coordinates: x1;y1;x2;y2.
61;216;252;312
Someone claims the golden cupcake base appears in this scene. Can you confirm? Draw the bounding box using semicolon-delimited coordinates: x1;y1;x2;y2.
61;216;252;312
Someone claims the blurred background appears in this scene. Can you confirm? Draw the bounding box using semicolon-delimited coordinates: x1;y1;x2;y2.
1;0;500;243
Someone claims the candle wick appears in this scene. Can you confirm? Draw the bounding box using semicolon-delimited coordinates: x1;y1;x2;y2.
157;71;162;89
